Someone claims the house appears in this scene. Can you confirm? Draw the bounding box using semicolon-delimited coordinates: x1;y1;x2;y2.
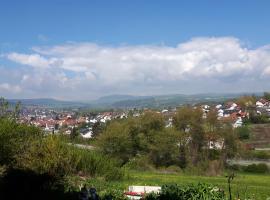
256;98;269;107
208;140;224;150
80;128;93;139
233;117;243;128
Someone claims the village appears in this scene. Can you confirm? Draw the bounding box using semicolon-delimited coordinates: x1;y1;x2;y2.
17;97;270;140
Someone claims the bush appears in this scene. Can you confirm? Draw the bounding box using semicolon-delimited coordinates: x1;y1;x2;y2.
104;167;124;181
252;151;270;159
244;163;269;173
124;155;154;171
249;114;269;124
100;188;128;200
145;183;225;200
235;126;250;140
0;118;42;166
208;149;221;160
16;135;79;177
165;165;182;173
73;148;124;181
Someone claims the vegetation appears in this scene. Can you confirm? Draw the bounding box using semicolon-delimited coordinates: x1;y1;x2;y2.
235;126;250;140
83;171;270;200
145;183;225;200
97;108;239;175
1;96;270;199
0;98;123;199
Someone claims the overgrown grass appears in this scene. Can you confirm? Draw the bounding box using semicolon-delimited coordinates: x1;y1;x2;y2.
81;171;270;200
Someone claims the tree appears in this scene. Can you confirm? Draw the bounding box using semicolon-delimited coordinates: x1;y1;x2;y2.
16;135;79;177
0;117;42;166
263;92;270;101
13;101;21;120
205;109;219;133
236;95;256;111
92;121;104;138
220;123;238;159
173;106;193;132
97;121;133;164
140;111;165;133
149;129;180;167
70;126;79;139
0;97;9;117
189;123;206;164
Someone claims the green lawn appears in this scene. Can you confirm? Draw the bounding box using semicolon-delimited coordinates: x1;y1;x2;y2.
85;171;270;199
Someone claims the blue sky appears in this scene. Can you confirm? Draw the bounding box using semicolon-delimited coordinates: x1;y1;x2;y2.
1;0;270;48
1;0;270;100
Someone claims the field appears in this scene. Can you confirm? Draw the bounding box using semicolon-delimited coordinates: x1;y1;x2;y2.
85;171;270;200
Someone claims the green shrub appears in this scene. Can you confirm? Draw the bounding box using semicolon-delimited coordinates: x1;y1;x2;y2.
227;164;241;171
252;151;270;159
208;149;221;160
235;126;250;140
165;165;182;173
124;155;154;171
100;188;128;200
104;167;124;181
0;118;41;165
16;135;79;177
145;183;225;200
244;163;269;173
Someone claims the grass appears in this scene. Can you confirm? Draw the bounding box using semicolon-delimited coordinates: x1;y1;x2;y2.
84;171;270;200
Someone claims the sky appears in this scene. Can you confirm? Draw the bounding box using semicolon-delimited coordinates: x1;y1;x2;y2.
1;0;270;100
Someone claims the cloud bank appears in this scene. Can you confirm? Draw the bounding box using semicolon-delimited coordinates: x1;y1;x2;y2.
2;37;270;99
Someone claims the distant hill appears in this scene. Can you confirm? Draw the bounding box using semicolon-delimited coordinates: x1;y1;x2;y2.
7;92;262;109
109;93;244;108
7;98;91;108
91;94;152;107
91;93;261;109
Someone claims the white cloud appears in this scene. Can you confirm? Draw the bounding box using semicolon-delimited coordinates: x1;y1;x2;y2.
0;83;21;93
6;53;60;68
3;37;270;99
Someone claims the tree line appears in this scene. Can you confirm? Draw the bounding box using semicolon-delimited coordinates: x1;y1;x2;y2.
97;107;239;175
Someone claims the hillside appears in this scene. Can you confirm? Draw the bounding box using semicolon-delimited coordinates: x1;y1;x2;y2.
7;98;91;108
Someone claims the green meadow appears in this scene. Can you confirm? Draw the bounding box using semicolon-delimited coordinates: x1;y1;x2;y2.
85;171;270;200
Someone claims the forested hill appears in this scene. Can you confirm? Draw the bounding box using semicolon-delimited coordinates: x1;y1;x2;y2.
95;93;261;108
7;98;90;108
7;92;262;109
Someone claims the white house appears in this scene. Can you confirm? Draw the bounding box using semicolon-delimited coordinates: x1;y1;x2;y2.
233;117;242;128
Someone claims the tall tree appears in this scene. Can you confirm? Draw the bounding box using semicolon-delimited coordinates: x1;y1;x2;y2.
0;97;9;117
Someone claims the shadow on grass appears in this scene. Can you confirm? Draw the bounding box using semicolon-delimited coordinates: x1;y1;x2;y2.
0;169;79;200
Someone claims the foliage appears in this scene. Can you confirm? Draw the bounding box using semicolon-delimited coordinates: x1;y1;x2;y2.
220;123;238;159
97;121;133;164
149;129;180;167
144;183;225;200
236;95;256;110
0;97;9;117
100;188;128;200
97;112;166;164
16;135;80;177
124;155;154;171
263;92;270;101
251;151;270;159
74;169;270;200
235;126;250;140
248;112;269;124
97;106;239;173
0;118;41;166
92;121;105;138
243;163;269;173
70;126;79;139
